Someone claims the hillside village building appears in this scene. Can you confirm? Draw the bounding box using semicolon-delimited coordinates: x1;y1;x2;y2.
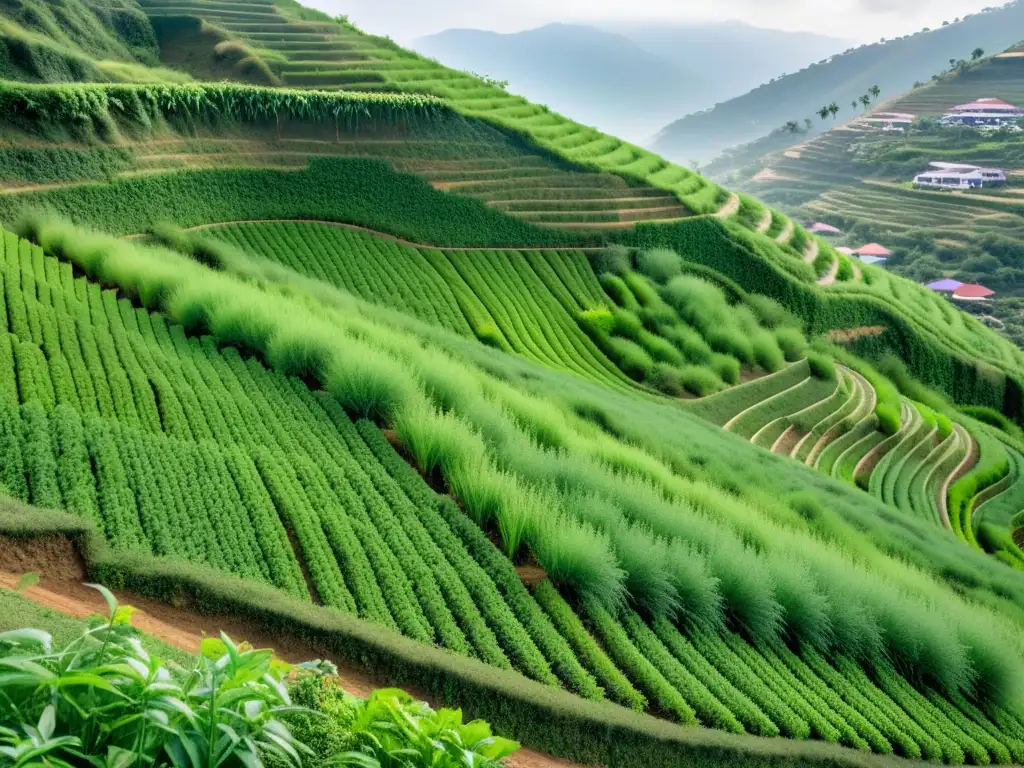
939;97;1024;127
913;162;1007;189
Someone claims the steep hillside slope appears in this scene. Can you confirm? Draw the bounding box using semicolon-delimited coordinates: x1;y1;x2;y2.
651;1;1024;164
3;3;1024;766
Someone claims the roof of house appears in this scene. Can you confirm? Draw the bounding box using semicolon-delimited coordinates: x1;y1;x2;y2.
808;222;842;234
953;98;1019;111
926;279;963;292
854;243;892;257
859;255;888;265
953;283;996;299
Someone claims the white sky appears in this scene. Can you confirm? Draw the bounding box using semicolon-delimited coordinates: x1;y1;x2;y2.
304;0;1001;43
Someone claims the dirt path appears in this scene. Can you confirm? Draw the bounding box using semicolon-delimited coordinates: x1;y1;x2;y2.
756;209;772;233
774;217;794;244
714;192;740;218
0;536;582;768
938;426;978;530
817;254;840;285
803;237;818;264
826;326;886;343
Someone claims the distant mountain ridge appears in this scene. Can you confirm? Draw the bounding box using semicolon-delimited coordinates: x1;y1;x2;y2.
651;1;1024;164
413;21;847;143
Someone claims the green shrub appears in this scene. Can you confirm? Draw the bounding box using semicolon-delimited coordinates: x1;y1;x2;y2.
623;272;662;307
599;274;639;311
807;354;836;381
612;309;645;340
774;328;807;362
750;330;785;373
648;363;684;396
578;308;616;336
706;327;755;365
636;249;683;284
605;337;655;381
680;366;724;397
662;276;731;332
661;325;714;365
638;330;686;366
876;403;901;437
710;354;741;385
590;245;631;276
746;295;796;329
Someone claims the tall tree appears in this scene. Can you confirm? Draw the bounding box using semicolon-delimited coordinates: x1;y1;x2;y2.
859;94;872;111
869;85;881;98
829;102;840;119
817;105;831;121
972;47;985;60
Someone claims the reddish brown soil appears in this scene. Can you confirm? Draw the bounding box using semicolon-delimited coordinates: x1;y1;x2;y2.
515;565;548;588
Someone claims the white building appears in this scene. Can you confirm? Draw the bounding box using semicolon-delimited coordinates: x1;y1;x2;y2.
912;162;1006;190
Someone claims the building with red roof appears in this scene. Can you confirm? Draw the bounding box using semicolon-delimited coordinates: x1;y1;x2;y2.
808;222;842;235
854;243;892;257
951;98;1021;113
952;283;996;301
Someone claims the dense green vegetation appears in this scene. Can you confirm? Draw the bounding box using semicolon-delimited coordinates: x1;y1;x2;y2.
0;586;521;768
0;2;1023;765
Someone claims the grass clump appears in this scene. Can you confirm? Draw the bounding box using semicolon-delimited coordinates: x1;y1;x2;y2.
774;327;807;362
807;353;837;381
636;249;683;284
589;244;630;276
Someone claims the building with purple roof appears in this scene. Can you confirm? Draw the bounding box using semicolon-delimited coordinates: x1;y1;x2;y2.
926;279;963;293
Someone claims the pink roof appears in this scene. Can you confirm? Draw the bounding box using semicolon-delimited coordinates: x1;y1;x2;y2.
926;279;963;292
808;222;841;234
854;243;892;257
953;98;1018;111
953;284;995;298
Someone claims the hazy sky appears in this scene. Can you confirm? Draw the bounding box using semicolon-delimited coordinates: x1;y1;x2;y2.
306;0;999;43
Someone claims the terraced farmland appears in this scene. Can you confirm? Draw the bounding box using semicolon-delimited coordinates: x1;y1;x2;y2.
4;4;1024;767
11;215;1024;765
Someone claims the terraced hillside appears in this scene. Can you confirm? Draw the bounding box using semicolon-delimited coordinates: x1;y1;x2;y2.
4;4;1024;767
722;47;1024;289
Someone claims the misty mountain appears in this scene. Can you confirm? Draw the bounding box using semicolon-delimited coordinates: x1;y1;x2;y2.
413;22;846;144
413;24;696;142
651;1;1024;164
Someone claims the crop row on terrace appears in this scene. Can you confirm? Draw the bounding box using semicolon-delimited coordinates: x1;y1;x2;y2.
22;214;1024;716
5;218;1024;763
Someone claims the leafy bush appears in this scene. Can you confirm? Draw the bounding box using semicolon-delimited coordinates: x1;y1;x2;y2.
775;328;807;362
605;337;656;381
590;245;631;276
637;249;683;284
680;366;725;397
807;354;837;381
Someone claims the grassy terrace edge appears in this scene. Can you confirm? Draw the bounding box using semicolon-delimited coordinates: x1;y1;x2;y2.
0;500;938;768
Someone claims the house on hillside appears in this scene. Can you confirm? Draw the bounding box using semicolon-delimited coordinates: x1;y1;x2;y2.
925;278;963;293
864;113;914;132
913;162;1006;190
940;98;1024;127
808;222;842;235
853;244;891;265
952;283;996;301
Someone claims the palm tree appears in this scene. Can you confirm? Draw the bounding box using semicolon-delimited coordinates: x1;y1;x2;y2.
829;102;840;119
869;85;881;99
817;105;831;121
972;47;985;60
851;100;858;111
860;94;872;111
784;120;800;133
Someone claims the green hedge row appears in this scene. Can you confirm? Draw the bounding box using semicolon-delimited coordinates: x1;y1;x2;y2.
0;501;938;768
0;157;583;247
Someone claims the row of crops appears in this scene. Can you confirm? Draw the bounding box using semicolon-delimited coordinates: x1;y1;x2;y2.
133;0;754;220
5;222;1024;761
703;350;1024;561
192;222;808;397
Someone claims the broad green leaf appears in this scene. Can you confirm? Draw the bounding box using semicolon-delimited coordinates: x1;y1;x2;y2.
85;583;118;621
